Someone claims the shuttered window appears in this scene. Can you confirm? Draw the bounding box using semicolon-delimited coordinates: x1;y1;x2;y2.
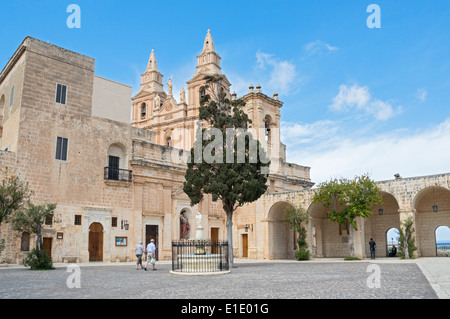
55;136;68;161
56;83;67;104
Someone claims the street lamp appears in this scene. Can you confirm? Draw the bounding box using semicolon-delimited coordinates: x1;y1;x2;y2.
433;187;438;213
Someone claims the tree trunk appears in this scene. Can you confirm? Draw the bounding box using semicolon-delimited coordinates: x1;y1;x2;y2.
404;229;410;259
349;226;355;258
36;225;43;251
226;210;234;268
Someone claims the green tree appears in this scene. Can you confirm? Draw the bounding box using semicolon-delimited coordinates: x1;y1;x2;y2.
11;202;57;270
0;176;30;225
183;75;270;267
398;217;417;259
312;174;382;258
0;176;30;261
284;205;310;260
11;203;57;251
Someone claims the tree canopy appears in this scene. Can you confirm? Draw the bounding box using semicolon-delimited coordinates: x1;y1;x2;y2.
0;176;30;225
183;75;270;267
11;202;57;251
312;174;382;258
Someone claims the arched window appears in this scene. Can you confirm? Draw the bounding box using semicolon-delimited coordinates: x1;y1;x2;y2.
21;232;30;251
0;94;5;117
141;103;147;119
264;115;272;142
9;86;14;107
105;143;130;181
166;137;172;147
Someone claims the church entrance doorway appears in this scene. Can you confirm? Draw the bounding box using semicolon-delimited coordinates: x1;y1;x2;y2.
146;225;159;260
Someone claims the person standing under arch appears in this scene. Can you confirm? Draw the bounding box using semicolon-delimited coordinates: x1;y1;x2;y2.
369;238;376;259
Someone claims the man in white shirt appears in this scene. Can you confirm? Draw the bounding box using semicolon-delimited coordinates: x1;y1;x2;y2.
144;239;157;271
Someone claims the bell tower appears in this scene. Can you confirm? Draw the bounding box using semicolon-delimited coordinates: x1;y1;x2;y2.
131;49;166;124
195;29;222;77
186;29;231;112
142;49;164;93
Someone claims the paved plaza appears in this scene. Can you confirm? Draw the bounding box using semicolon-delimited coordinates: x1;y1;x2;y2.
0;258;448;300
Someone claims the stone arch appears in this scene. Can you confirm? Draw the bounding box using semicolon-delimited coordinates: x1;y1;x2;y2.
364;191;400;258
414;186;450;256
435;225;450;257
386;227;400;257
107;142;128;169
307;201;349;258
267;201;294;259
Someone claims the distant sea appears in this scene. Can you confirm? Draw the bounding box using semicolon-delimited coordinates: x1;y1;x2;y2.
436;242;450;248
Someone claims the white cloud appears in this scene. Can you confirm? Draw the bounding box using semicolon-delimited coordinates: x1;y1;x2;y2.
225;71;252;97
256;51;297;95
329;84;401;121
367;99;398;121
330;84;371;112
305;40;339;55
281;120;339;146
285;118;450;184
417;88;428;102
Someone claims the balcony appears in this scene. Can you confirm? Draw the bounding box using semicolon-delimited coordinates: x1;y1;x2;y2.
104;167;133;183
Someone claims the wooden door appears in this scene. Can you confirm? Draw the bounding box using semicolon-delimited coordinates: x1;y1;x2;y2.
242;234;248;258
211;228;219;254
43;238;52;258
89;223;103;262
146;225;158;260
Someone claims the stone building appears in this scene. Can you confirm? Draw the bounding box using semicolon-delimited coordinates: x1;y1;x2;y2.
0;32;448;264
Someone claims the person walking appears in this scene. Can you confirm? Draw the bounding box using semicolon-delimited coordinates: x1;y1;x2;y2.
144;239;157;271
134;241;144;270
369;238;376;259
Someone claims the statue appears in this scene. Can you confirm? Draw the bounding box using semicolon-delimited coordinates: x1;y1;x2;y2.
154;95;160;109
195;211;204;241
180;87;186;103
165;76;173;96
196;211;202;228
180;211;190;239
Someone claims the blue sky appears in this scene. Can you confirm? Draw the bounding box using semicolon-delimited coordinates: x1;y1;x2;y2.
1;1;450;184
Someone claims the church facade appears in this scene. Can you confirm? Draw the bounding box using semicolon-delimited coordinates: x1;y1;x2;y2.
0;32;448;264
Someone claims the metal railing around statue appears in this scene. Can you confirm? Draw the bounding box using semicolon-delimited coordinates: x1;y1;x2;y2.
171;240;229;273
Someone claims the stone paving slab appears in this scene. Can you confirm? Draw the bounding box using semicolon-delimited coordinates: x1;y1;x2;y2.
0;259;441;299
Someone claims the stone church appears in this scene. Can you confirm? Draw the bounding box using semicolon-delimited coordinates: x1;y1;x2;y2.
0;31;448;264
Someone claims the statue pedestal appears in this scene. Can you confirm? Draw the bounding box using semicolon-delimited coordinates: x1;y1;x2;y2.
195;227;205;255
196;226;204;240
